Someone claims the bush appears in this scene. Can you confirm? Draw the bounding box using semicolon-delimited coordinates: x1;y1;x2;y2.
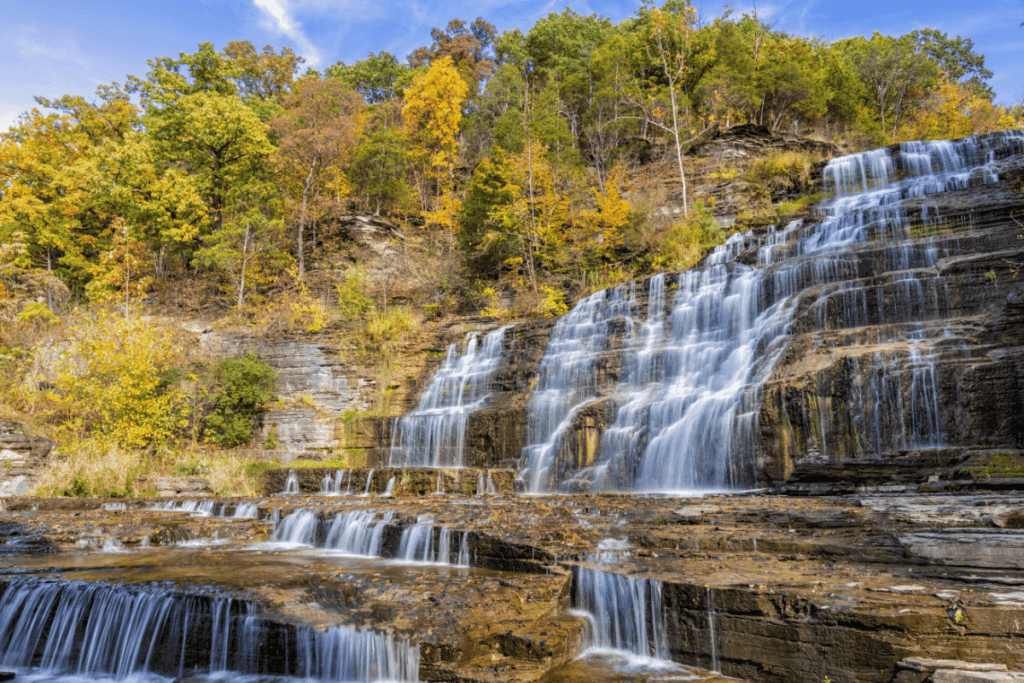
653;200;725;272
204;352;276;447
49;309;188;450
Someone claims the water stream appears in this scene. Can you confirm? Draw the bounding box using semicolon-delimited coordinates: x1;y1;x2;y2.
0;578;419;682
388;326;509;467
519;130;1024;493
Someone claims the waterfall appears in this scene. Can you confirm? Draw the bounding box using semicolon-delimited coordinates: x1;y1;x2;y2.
274;509;394;556
283;470;299;495
396;516;470;565
706;586;719;672
388;326;510;467
519;130;1024;493
573;566;667;659
363;469;375;495
383;476;396;497
0;578;419;681
272;509;468;565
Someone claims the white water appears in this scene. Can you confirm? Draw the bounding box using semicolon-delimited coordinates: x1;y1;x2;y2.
272;509;469;566
283;470;299;495
388;326;509;467
396;516;471;565
573;566;668;659
519;130;1024;493
0;578;419;682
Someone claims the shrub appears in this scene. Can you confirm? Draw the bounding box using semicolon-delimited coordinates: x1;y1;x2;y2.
49;309;188;450
653;200;725;272
204;352;276;447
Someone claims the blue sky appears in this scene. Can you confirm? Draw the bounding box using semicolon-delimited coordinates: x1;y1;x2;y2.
2;0;1022;133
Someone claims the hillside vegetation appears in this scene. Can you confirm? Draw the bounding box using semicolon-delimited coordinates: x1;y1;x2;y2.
1;1;1020;493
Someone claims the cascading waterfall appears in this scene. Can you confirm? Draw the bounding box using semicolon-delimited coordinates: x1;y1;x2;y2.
519;130;1024;493
0;578;419;682
273;509;469;565
274;509;395;556
149;500;259;519
572;566;667;660
396;516;471;565
283;470;299;495
388;326;509;467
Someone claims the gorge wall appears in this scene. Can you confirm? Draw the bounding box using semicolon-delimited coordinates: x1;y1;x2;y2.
379;130;1024;493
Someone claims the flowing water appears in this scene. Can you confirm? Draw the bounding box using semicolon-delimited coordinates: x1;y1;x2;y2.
0;578;419;682
519;130;1024;493
388;326;509;468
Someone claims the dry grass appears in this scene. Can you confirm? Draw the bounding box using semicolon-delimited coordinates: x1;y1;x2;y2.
34;440;158;498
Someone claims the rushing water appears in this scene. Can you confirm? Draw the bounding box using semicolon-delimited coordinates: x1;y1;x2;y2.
517;130;1024;493
573;566;668;660
0;578;419;682
272;509;469;565
388;326;509;468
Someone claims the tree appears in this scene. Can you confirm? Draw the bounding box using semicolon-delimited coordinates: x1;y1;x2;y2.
146;90;275;235
326;52;411;104
348;128;411;216
837;33;939;143
272;77;364;277
618;0;704;217
402;56;468;232
908;29;994;100
0;85;141;290
900;80;1016;142
408;18;498;95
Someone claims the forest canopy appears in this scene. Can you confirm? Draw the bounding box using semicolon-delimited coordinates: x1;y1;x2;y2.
1;1;1019;322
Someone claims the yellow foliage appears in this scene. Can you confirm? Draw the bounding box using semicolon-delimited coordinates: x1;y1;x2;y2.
288;279;328;332
900;80;1017;142
536;286;569;317
50;309;187;450
402;56;468;175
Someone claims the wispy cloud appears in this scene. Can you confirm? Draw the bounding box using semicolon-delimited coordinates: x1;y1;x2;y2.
13;25;91;70
251;0;323;65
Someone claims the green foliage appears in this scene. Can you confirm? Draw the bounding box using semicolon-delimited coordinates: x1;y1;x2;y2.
204;352;276;447
654;199;724;271
748;151;820;197
326;51;412;103
335;267;375;322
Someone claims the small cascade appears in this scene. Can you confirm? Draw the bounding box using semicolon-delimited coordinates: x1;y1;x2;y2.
389;326;510;467
396;516;471;565
150;499;218;516
232;502;259;518
363;468;375;495
0;578;419;682
383;476;396;497
573;566;667;659
284;469;300;495
477;473;485;495
519;130;1024;492
706;586;719;672
435;470;445;494
486;471;498;495
274;509;395;556
321;471;335;494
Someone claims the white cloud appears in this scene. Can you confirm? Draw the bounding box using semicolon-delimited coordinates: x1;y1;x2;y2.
12;25;91;70
251;0;323;65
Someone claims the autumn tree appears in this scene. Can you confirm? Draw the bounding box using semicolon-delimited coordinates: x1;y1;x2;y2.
617;0;703;217
272;77;364;276
402;56;468;237
0;85;141;290
408;18;498;95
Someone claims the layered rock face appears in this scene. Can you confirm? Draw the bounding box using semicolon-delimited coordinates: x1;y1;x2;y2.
0;418;54;497
497;131;1024;492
